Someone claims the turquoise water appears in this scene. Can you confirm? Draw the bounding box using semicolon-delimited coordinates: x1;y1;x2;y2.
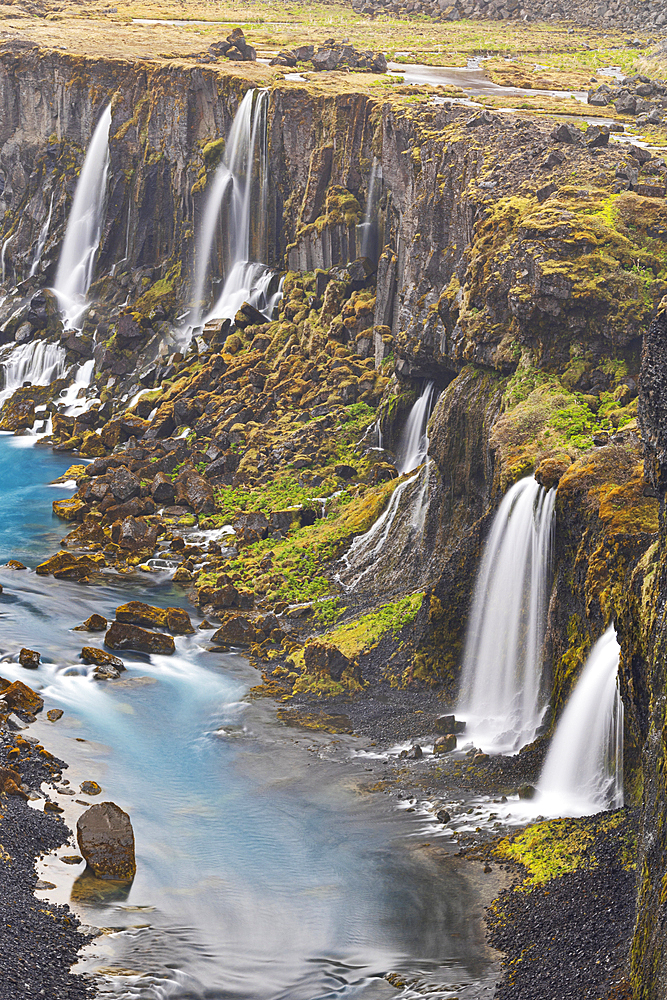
0;437;498;1000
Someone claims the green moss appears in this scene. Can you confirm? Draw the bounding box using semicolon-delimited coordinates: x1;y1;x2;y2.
321;593;424;660
496;812;635;887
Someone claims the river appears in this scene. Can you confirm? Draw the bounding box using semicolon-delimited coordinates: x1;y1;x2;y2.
0;435;500;1000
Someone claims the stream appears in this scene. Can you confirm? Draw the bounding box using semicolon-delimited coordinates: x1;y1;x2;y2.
0;435;501;1000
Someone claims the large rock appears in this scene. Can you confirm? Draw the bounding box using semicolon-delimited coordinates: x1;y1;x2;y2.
233;511;269;546
114;601;194;634
111;516;159;552
151;472;176;505
76;802;136;880
303;641;356;681
109;466;141;503
18;648;40;670
105;622;175;655
211;615;264;646
174;469;215;514
81;647;125;670
1;679;44;714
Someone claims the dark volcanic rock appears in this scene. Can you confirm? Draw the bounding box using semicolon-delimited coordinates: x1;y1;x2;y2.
18;648;40;669
76;801;136;880
303;641;357;681
109;466;141;503
105;622;175;655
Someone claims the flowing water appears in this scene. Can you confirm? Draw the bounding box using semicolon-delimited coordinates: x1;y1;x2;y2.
189;89;280;335
538;625;624;815
358;159;382;264
0;338;67;408
395;383;436;476
53;105;112;331
457;477;556;755
0;437;501;1000
30;192;54;278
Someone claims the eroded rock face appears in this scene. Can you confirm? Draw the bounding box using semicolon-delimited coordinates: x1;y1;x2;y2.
76;802;136;880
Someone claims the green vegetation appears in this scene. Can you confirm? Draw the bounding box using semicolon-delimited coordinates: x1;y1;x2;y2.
321;592;424;659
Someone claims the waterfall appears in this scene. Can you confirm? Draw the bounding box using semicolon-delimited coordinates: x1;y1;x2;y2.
1;232;16;285
53;105;112;331
29;193;54;278
395;381;435;474
539;625;623;814
0;339;67;409
457;477;556;754
190;89;277;330
359;157;382;263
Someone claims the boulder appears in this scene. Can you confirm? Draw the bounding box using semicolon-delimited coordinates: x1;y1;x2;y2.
433;734;457;754
114;601;195;634
535;456;571;490
76;802;136;880
151;472;176;505
109;466;141;503
47;709;64;721
111;516;159;553
436;808;451;824
1;679;44;714
212;615;264;646
80;781;101;795
104;622;175;655
551;122;583;144
434;715;466;734
518;783;537;800
311;47;342;71
0;766;27;799
585;124;610;148
76;614;108;632
233;511;269;545
303;641;357;681
81;647;125;671
18;648;40;670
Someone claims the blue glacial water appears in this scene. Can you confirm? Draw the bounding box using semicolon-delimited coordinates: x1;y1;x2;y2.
0;436;499;1000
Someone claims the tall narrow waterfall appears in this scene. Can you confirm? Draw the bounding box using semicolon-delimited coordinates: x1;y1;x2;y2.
359;157;382;263
395;381;436;474
457;477;556;754
30;193;54;278
190;89;279;329
53;105;112;331
539;625;623;814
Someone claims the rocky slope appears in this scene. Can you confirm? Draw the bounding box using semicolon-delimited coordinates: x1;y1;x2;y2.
1;42;667;998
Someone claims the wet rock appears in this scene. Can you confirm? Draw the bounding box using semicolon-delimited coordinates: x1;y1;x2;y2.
47;708;64;722
303;641;357;681
535;456;571;490
105;622;175;655
115;600;194;634
109;466;141;503
172;566;193;583
234;511;269;546
35;550;101;580
434;715;466;734
5;559;26;569
81;647;126;671
518;783;537;799
76;801;136;880
75;614;108;632
18;648;40;670
80;781;101;795
407;744;423;759
473;752;490;763
433;734;457;754
1;679;44;714
52;497;87;522
436;809;451;824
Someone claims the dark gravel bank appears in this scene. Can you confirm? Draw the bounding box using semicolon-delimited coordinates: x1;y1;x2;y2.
0;726;93;1000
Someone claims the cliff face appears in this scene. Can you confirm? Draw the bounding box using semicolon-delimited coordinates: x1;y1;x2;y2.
3;46;667;994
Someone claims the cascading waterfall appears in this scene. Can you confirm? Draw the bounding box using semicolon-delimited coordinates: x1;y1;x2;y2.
1;232;16;285
189;89;280;332
538;625;624;814
358;157;382;263
0;339;67;409
53;105;112;331
395;380;436;474
29;192;54;278
457;476;556;754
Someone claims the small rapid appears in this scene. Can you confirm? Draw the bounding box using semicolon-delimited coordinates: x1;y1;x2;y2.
0;438;499;1000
